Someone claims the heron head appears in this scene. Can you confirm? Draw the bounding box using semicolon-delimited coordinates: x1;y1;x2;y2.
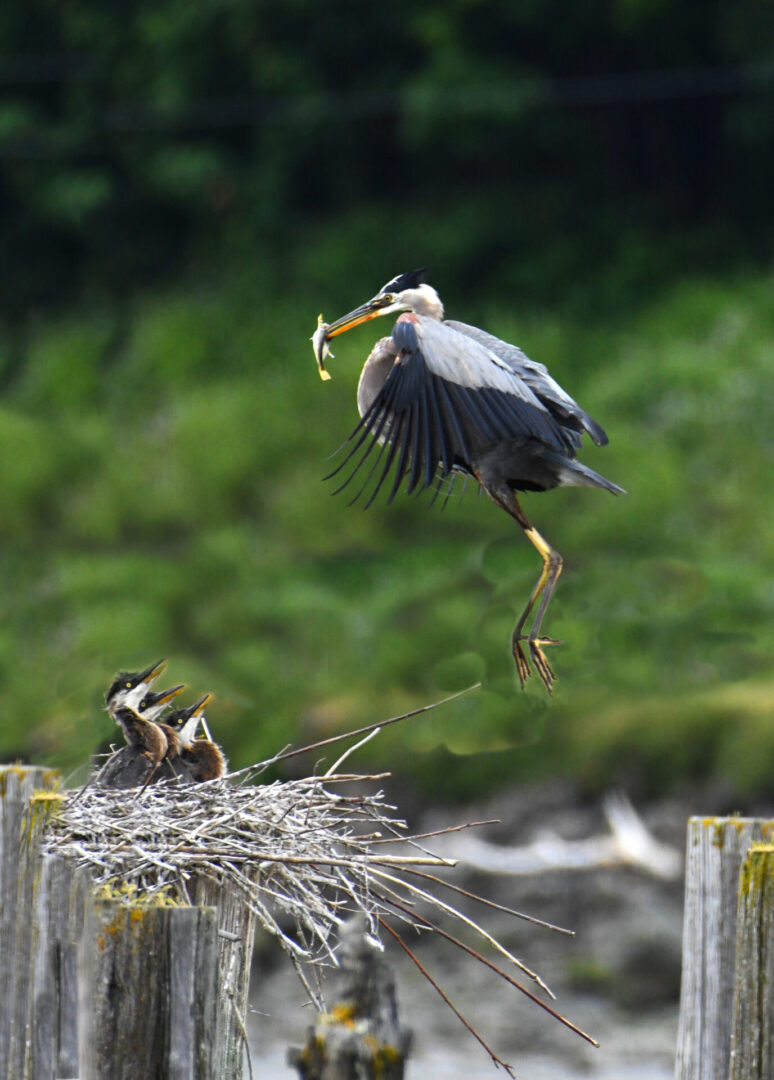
166;693;212;747
176;713;204;749
105;658;167;716
324;268;443;341
136;683;186;721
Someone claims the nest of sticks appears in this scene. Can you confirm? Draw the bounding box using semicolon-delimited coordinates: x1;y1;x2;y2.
45;687;596;1073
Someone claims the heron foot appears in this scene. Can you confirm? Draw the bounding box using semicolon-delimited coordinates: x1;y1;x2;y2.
513;636;560;694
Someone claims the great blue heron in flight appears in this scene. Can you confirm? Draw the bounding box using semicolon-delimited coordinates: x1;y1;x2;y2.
312;269;624;692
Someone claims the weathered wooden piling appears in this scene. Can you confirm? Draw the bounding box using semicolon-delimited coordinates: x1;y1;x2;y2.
27;853;81;1080
0;765;60;1080
189;873;258;1079
1;768;259;1080
3;758;437;1080
674;816;774;1080
288;917;411;1080
727;843;774;1080
78;892;219;1080
15;793;79;1080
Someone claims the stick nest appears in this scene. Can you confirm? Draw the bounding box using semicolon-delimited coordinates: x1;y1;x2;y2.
47;769;439;980
42;690;598;1068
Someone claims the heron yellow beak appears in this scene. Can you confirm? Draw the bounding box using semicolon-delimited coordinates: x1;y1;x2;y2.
190;693;213;716
140;658;168;684
313;295;393;381
324;297;390;339
154;684;186;707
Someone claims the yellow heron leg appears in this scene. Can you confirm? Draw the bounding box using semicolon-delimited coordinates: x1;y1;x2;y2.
476;473;563;693
512;526;563;693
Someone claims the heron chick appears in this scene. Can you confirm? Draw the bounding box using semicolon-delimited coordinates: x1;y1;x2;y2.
313;268;624;693
167;694;227;781
135;683;186;723
105;657;167;719
115;684;186;792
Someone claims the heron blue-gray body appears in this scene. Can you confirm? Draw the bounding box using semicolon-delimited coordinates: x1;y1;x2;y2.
314;269;624;692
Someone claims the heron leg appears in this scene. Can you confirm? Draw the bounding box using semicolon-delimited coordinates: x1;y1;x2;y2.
514;526;563;693
477;476;563;692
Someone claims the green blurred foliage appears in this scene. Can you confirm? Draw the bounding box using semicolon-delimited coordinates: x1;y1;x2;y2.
1;251;773;799
1;2;774;798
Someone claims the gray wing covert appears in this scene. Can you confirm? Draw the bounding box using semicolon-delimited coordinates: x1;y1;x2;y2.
445;319;608;447
326;315;574;507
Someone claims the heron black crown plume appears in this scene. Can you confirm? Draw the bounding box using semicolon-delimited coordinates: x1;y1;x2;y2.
380;268;430;294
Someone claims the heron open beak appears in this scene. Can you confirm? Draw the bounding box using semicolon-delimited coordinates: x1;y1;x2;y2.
147;684;186;708
139;658;167;684
191;693;213;715
176;699;212;746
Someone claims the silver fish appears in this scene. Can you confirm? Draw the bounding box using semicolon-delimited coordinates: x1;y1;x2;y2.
311;314;333;381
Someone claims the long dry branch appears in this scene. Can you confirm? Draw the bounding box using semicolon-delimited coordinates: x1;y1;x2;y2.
379;916;517;1079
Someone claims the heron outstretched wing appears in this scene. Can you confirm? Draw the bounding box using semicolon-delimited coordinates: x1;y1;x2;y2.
328;315;575;506
446;319;608;447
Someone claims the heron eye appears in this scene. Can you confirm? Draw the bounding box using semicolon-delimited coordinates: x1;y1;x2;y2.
125;681;132;688
381;294;394;304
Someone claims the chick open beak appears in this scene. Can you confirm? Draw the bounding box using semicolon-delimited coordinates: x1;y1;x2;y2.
139;658;167;684
189;693;213;716
155;684;185;707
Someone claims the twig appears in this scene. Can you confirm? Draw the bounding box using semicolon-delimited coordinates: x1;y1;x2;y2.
231;1001;254;1080
368;864;551;995
380;893;599;1047
263;682;481;768
378;917;516;1079
369;819;500;843
402;866;574;935
325;728;381;775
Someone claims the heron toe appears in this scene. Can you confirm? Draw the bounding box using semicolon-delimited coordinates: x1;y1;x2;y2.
529;641;557;694
513;635;561;693
513;640;532;687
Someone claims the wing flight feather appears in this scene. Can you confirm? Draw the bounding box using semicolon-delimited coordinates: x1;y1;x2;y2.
330;315;577;505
